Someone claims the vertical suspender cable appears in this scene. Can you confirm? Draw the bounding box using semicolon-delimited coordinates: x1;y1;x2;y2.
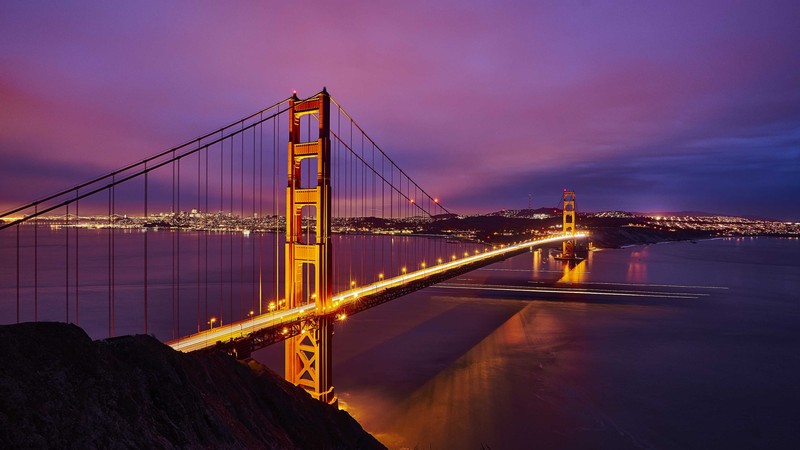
65;204;69;322
205;145;209;323
75;194;79;325
144;168;148;334
274;110;279;309
240;126;245;318
108;186;112;336
15;224;19;323
252;123;257;314
172;153;177;339
176;158;181;337
112;179;116;336
219;134;224;323
197;151;202;333
229;134;234;322
34;204;38;321
260;118;266;313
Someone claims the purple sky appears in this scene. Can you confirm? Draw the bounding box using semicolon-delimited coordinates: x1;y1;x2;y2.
1;0;798;219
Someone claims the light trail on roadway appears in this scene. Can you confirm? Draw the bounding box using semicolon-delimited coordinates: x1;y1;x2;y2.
167;234;586;352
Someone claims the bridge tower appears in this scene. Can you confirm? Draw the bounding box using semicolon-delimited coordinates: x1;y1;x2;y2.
284;89;336;405
562;190;576;259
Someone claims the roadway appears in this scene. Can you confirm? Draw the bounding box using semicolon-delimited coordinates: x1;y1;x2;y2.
167;233;586;353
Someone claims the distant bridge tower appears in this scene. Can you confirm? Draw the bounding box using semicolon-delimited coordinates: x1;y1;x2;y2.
285;89;336;405
562;190;576;259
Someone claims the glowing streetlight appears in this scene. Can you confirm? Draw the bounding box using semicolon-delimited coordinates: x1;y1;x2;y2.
437;258;442;264
208;317;217;330
378;273;384;280
420;261;426;269
268;301;276;327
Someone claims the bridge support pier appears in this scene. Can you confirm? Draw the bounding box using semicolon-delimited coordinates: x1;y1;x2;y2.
284;89;336;405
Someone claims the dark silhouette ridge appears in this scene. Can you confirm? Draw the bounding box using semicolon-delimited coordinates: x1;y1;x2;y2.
0;322;385;449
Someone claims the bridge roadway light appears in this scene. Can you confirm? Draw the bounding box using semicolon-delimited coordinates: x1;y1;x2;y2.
208;317;217;330
378;273;384;280
437;258;442;264
269;301;276;327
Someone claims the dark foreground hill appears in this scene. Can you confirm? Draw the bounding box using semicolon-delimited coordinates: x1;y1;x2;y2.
0;322;385;449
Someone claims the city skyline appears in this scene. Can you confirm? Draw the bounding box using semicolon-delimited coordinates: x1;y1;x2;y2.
1;0;799;220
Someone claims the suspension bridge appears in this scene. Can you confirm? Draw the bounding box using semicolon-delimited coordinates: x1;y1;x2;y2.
0;89;585;405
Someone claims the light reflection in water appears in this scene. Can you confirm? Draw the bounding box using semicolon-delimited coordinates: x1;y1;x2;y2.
558;259;588;284
626;247;648;282
337;239;800;449
364;302;576;449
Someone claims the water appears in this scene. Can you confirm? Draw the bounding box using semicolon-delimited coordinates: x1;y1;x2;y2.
254;237;800;449
3;227;799;448
0;225;486;340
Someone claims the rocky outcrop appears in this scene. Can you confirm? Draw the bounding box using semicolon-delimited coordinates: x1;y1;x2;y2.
0;322;385;449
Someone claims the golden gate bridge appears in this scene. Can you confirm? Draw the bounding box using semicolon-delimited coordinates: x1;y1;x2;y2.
0;89;585;405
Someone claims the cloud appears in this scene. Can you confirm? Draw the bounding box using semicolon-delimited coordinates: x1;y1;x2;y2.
1;0;799;219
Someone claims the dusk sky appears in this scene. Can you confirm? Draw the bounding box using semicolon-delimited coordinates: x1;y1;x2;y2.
1;0;798;219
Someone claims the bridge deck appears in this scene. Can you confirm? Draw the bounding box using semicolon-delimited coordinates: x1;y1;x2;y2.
167;234;586;354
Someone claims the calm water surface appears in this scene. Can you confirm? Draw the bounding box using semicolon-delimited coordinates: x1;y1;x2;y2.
256;238;800;449
3;228;798;449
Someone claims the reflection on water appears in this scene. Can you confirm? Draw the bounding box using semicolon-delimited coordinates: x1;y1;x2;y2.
327;238;800;449
3;228;798;448
532;248;542;273
558;259;588;284
626;247;648;283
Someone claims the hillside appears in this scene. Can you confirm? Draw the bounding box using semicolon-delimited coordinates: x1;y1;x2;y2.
0;322;385;449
